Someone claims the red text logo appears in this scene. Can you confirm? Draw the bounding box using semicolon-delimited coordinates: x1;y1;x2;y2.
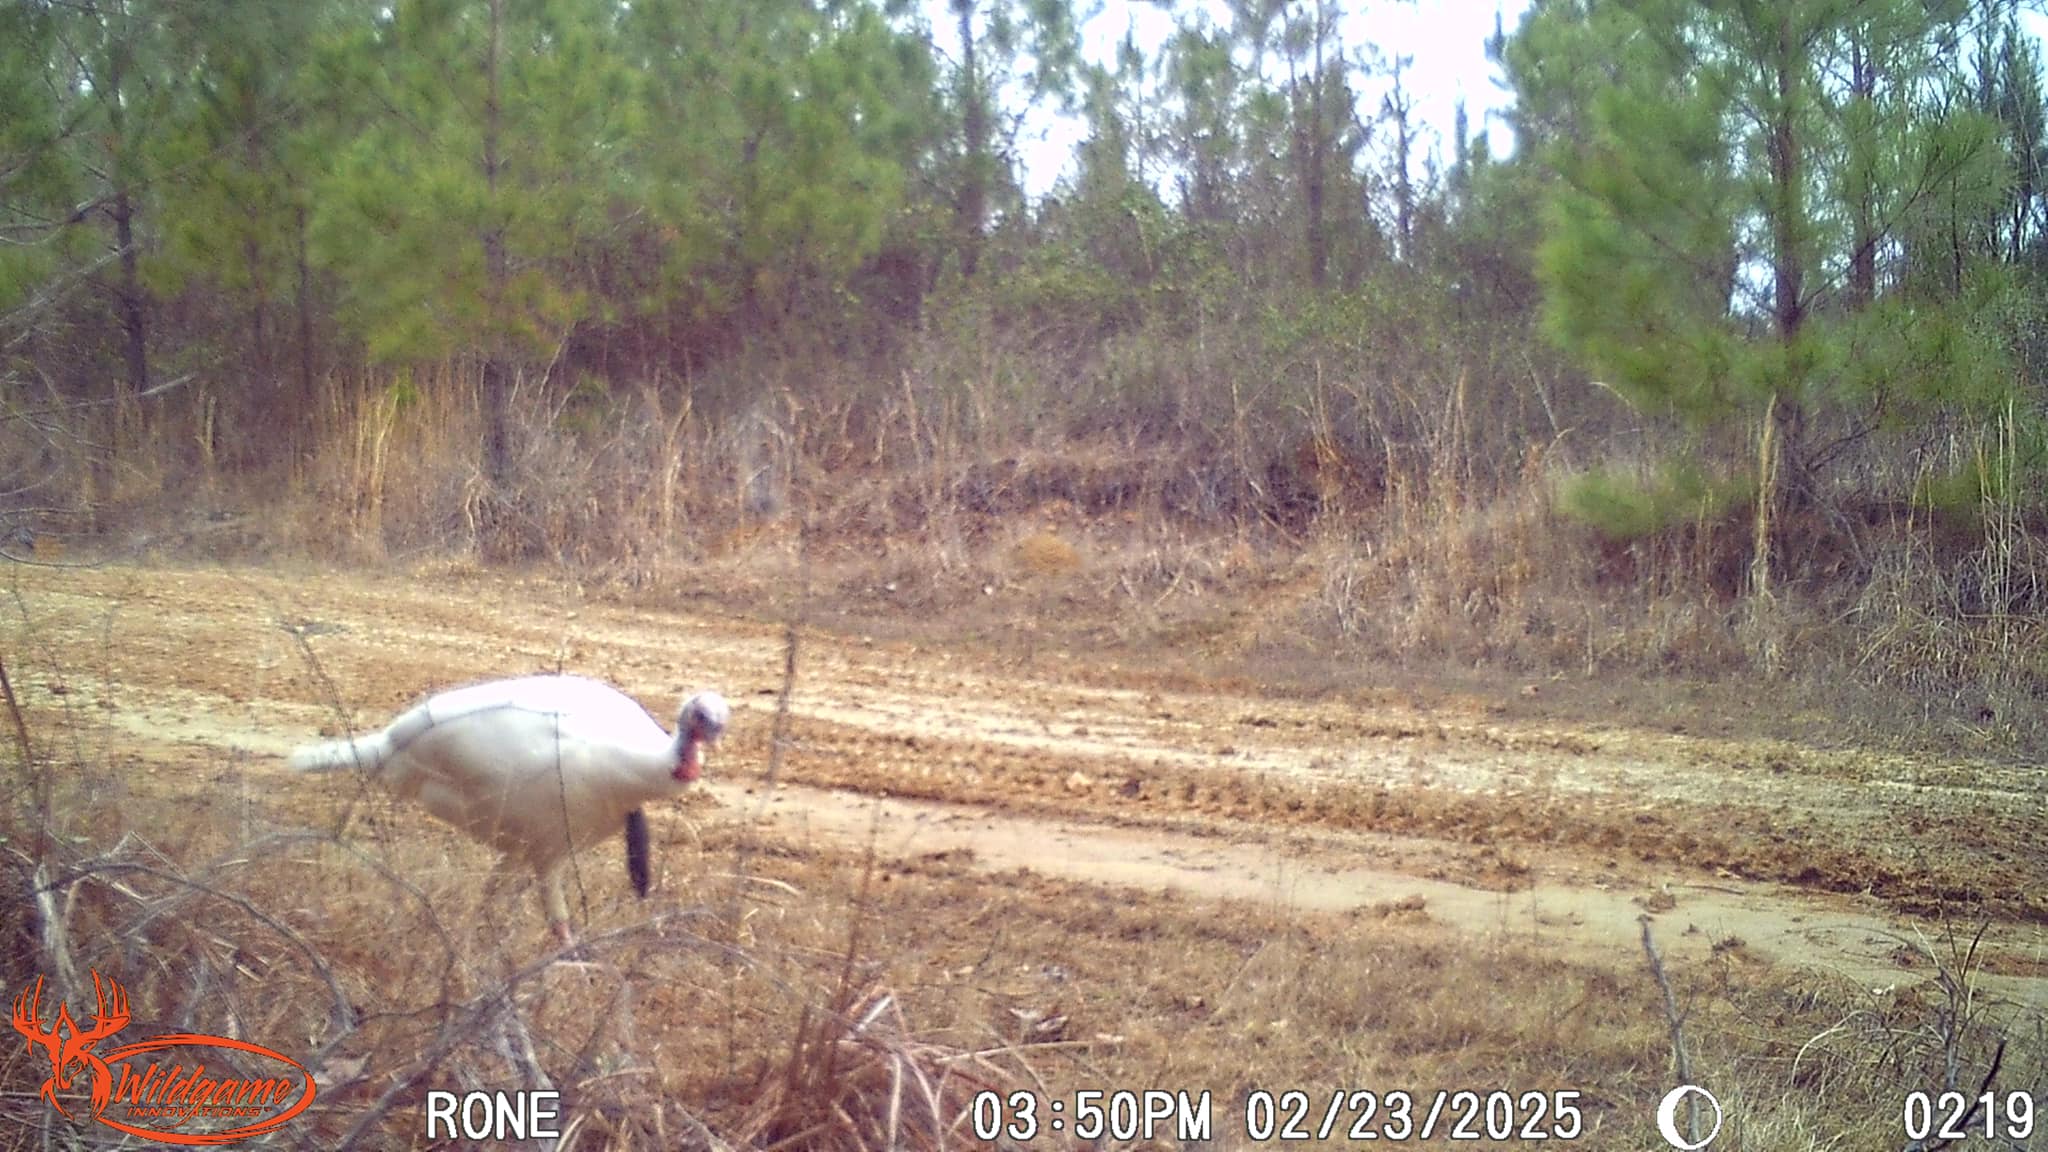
12;970;316;1145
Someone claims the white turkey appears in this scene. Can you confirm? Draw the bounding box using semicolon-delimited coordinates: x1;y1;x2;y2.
288;675;730;947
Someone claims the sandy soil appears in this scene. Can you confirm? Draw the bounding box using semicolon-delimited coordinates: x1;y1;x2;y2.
9;560;2046;1009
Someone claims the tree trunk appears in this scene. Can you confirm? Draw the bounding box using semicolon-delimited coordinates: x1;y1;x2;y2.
105;7;148;439
101;184;148;528
95;12;147;530
953;0;987;279
244;232;272;461
1762;13;1812;591
112;191;148;403
294;203;316;409
481;358;511;496
1847;39;1877;308
242;97;274;452
479;0;514;555
1302;10;1330;289
1390;70;1415;264
1299;114;1328;289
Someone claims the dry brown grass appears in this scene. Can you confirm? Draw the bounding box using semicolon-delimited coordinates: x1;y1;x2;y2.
7;343;2043;766
5;734;2036;1150
1009;531;1081;579
0;697;1037;1150
2;316;2042;1152
0;550;2039;1151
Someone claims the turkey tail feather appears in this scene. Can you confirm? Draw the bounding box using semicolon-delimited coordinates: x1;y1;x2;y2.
287;733;393;774
624;809;651;898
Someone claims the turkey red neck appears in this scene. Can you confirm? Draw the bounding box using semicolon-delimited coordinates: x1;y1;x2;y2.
674;734;706;783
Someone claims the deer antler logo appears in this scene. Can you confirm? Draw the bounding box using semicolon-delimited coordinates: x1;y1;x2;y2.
11;970;131;1120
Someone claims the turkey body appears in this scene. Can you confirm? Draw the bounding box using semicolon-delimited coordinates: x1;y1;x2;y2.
289;675;729;945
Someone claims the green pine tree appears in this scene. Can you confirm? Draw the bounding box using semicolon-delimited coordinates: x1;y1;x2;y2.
311;0;636;551
1508;0;2024;590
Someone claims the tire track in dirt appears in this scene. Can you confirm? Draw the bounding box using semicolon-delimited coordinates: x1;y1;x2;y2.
720;781;1973;998
42;678;2046;1008
9;562;2048;1008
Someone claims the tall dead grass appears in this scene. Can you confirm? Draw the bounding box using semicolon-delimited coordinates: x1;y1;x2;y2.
8;689;2038;1152
1;573;2041;1151
3;314;2041;755
0;616;1037;1152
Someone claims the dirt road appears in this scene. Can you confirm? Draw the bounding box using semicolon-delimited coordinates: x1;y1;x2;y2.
10;560;2046;1006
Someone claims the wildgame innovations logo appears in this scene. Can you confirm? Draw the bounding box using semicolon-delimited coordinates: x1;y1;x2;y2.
12;969;317;1145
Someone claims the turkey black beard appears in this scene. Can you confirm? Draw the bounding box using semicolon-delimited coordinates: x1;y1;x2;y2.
624;809;651;897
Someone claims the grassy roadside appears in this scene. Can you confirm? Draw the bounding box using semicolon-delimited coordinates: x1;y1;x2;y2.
2;713;2030;1151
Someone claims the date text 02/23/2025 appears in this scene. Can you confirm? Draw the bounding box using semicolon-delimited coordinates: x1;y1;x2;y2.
970;1088;1589;1143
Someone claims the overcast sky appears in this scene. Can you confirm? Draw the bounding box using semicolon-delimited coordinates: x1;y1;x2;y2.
1006;0;1534;199
986;0;2046;202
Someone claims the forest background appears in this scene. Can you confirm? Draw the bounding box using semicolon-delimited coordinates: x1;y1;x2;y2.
3;0;2045;752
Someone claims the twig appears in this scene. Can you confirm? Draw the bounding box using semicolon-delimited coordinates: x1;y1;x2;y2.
329;914;724;1151
1910;1040;2006;1152
40;852;357;1044
0;653;43;864
27;860;82;995
488;996;560;1152
725;477;809;1073
1640;916;1700;1146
